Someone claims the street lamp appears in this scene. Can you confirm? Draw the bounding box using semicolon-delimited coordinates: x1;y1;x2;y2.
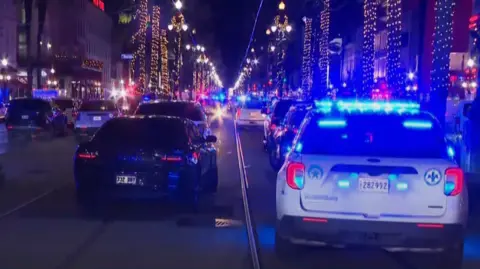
467;58;475;68
50;68;55;74
271;25;277;32
270;45;276;52
286;25;292;32
168;24;174;31
174;0;183;10
182;24;188;31
200;46;205;52
186;44;191;50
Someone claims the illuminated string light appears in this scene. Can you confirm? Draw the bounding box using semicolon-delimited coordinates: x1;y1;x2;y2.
362;0;377;96
160;29;170;94
150;6;161;91
169;11;186;97
130;0;148;93
386;0;403;95
430;0;455;119
319;0;330;96
301;17;313;97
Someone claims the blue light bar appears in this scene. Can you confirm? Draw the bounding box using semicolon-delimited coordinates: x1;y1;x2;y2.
403;120;432;129
396;182;408;191
318;119;347;128
295;142;303;152
447;146;455;158
314;100;420;114
337;180;350;188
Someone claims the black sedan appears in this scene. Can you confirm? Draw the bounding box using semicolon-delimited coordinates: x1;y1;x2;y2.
74;115;218;207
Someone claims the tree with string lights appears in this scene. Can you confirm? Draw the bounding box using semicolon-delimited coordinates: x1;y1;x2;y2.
131;0;148;93
318;0;330;97
168;0;189;99
160;29;170;95
362;0;376;97
386;0;403;96
430;0;455;127
150;5;161;93
301;16;313;98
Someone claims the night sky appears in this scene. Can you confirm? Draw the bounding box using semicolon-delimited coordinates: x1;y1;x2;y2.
105;0;361;87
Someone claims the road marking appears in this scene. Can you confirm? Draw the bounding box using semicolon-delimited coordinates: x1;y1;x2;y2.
234;119;261;269
0;183;66;219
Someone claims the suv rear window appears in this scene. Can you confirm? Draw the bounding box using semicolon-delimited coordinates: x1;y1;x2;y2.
9;99;51;112
242;101;264;109
273;100;295;118
136;102;205;121
95;119;188;148
299;114;446;159
53;99;74;110
80;100;116;111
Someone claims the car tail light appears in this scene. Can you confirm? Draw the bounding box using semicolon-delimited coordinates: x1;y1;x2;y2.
6;125;13;130
77;152;97;159
270;124;277;131
187;152;199;165
286;162;305;190
444;167;464;196
236;108;241;118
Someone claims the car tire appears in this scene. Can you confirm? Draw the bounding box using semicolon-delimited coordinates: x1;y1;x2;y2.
203;165;219;193
269;145;281;171
274;232;297;261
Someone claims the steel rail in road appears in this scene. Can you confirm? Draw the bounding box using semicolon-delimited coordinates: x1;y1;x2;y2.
233;120;262;269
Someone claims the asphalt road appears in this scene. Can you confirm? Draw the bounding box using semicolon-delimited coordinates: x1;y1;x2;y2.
0;119;250;269
0;115;479;269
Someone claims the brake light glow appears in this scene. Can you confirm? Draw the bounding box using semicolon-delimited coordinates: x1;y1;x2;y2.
303;217;328;223
417;223;444;229
77;152;97;159
270;124;277;131
444;167;463;196
236;108;241;118
6;125;13;130
318;119;346;128
162;156;182;162
186;152;199;165
286;162;305;190
403;120;432;129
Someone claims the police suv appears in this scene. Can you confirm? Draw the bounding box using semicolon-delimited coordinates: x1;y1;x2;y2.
275;100;468;267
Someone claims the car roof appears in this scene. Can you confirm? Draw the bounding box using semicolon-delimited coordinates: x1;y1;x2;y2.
114;114;192;124
140;100;198;105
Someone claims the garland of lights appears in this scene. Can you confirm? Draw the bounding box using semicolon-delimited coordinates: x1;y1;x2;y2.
362;0;377;96
150;6;161;91
319;0;330;96
160;29;170;94
131;0;148;91
273;2;289;96
301;17;313;97
430;0;455;119
170;12;186;97
386;0;403;95
82;59;104;71
193;62;198;93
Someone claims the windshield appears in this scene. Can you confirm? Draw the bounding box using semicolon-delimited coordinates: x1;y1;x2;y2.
53;99;74;110
300;114;446;158
94;119;188;148
136;102;205;121
79;100;116;111
4;1;474;269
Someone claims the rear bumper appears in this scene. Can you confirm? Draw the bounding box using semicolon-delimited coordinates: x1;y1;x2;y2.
74;127;99;138
237;119;264;126
277;216;464;248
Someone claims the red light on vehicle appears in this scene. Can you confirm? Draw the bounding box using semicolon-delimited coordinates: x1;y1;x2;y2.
162;156;183;162
77;153;97;159
417;223;444;229
6;125;13;130
286;162;305;190
444;167;464;196
270;124;277;131
303;217;328;223
236;108;241;118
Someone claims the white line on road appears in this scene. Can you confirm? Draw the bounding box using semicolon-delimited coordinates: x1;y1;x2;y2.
234;120;261;269
0;183;66;220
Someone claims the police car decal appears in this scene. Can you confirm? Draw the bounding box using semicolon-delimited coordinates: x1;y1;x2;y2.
308;165;323;180
424;169;442;186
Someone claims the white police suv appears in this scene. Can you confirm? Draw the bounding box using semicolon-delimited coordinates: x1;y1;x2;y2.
275;100;468;267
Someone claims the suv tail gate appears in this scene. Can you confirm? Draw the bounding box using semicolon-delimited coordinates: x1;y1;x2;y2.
299;155;450;218
238;108;263;121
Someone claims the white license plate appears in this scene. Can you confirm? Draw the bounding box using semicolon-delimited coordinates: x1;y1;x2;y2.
250;112;259;117
358;178;389;193
93;116;102;121
116;175;137;185
21;115;29;119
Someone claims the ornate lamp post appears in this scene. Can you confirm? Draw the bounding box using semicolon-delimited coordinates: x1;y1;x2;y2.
168;0;189;99
266;1;292;97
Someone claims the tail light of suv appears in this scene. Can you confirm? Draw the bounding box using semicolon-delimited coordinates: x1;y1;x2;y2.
444;167;464;196
286;162;305;190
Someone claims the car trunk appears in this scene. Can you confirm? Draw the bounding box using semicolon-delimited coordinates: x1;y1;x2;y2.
7;110;48;129
238;108;263;121
299;155;449;218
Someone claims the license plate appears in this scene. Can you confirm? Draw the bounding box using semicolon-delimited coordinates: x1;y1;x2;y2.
21;115;29;119
250;112;258;116
358;178;389;193
93;116;101;121
116;175;137;185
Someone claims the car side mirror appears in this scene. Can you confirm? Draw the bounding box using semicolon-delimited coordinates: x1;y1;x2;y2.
205;135;217;143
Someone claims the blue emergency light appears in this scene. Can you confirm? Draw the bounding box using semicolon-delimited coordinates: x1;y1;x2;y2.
314;100;420;114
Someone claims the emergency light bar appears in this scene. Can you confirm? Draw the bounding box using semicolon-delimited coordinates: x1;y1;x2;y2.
314;100;420;114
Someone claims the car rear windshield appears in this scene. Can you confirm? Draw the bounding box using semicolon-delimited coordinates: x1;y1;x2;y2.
136;102;205;121
94;119;189;148
288;110;308;127
242;101;264;109
273;100;295;118
9;99;51;113
53;99;74;110
79;100;116;111
299;114;446;158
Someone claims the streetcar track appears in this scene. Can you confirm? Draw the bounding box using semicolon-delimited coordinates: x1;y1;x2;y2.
234;119;262;269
